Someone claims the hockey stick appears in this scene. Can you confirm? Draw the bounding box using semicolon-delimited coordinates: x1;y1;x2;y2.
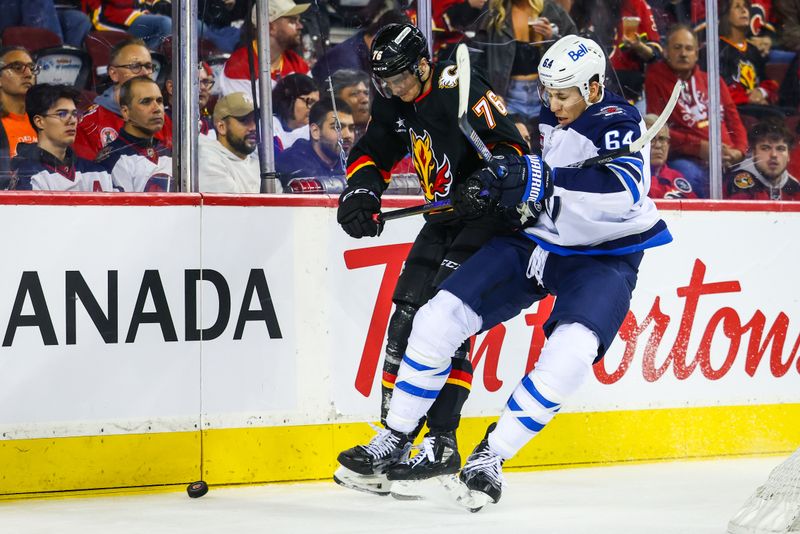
456;43;500;168
381;75;684;221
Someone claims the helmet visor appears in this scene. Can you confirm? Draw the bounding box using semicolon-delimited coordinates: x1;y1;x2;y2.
539;85;584;110
371;70;419;100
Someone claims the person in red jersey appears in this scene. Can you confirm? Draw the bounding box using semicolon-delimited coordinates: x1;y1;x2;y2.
217;0;310;96
725;119;800;200
644;113;697;199
73;38;172;161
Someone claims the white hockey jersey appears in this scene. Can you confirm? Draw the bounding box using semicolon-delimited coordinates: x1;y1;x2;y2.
525;91;671;255
96;129;173;192
11;143;114;192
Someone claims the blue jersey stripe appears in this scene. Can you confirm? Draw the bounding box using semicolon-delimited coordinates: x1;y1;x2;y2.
507;396;546;432
395;380;442;399
521;375;559;409
606;163;641;203
402;355;451;376
524;220;673;256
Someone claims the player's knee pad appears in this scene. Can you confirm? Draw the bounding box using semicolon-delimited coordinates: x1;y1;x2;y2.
406;290;482;367
533;322;599;401
385;301;418;366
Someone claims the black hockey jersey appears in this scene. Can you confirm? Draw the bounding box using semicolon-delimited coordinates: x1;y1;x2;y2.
346;61;526;210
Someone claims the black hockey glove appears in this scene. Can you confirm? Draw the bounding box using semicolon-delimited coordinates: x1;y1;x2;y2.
452;177;491;218
338;187;384;238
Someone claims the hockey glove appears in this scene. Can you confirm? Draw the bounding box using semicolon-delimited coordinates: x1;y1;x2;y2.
452;177;492;218
338;187;384;238
477;154;554;209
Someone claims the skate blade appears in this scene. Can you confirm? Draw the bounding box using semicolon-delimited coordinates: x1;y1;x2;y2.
438;475;489;513
333;465;390;496
390;479;426;500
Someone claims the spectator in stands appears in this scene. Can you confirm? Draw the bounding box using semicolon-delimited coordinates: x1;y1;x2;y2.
164;62;215;136
0;0;63;43
85;0;173;50
509;113;532;150
311;8;408;82
645;24;747;198
275;97;354;186
218;0;310;96
53;1;93;47
74;38;172;161
701;0;778;111
199;92;260;192
198;0;249;53
644;113;697;198
272;73;318;151
775;0;800;52
12;84;113;191
0;46;38;186
474;0;577;128
329;69;370;141
724;119;800;199
608;0;662;105
95;76;172;192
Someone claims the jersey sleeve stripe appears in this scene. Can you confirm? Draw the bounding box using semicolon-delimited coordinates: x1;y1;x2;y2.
606;163;642;203
346;155;390;183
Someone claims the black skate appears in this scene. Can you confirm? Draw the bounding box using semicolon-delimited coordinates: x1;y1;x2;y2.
337;425;413;475
386;431;460;481
459;423;504;504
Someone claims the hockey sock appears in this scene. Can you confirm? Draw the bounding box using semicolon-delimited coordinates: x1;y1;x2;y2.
488;322;599;460
386;291;482;434
426;355;473;433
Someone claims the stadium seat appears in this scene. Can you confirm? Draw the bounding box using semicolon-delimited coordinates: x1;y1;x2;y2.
150;51;169;86
1;26;62;52
35;45;92;90
766;62;790;86
84;30;133;87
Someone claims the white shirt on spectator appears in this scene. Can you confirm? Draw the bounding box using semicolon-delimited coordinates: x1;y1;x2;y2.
198;135;261;193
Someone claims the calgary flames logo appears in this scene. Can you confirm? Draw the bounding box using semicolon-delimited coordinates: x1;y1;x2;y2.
410;128;453;201
737;61;757;91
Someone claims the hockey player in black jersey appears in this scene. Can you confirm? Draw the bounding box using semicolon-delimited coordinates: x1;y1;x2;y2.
334;23;528;494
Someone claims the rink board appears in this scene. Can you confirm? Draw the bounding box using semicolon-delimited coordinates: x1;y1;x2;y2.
0;194;798;496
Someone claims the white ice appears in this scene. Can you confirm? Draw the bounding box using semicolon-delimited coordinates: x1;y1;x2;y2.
0;456;785;534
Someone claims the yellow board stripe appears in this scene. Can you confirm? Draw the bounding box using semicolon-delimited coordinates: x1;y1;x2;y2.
1;404;798;499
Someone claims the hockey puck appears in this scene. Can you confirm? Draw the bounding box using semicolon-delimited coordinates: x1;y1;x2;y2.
187;480;209;498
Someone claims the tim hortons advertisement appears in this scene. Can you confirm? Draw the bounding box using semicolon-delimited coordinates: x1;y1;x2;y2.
329;207;800;417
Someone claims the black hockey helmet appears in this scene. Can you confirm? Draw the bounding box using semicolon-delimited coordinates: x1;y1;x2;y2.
370;23;430;79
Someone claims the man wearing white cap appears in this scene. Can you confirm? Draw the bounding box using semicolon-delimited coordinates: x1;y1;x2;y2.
217;0;311;96
198;92;260;193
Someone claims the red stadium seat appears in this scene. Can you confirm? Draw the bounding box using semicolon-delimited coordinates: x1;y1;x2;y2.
84;30;133;86
765;62;790;86
1;26;62;52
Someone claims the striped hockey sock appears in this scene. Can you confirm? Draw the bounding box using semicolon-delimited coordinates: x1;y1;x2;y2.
488;374;562;459
385;351;452;434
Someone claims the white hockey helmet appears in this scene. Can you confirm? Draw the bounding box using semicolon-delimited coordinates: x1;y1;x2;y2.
538;35;606;105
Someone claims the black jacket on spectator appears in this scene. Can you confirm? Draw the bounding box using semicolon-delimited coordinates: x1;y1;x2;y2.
199;0;249;28
0;119;10;190
275;138;344;186
473;0;577;98
311;30;371;83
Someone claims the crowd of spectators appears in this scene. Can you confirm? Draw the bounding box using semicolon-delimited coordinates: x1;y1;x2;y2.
0;0;798;198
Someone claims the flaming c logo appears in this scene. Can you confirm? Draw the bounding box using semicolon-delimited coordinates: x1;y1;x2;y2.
737;61;757;91
410;128;453;201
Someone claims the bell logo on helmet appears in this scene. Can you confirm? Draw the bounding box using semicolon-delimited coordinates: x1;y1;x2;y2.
568;43;589;62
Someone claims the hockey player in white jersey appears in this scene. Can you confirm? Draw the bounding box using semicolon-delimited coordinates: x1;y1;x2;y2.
356;34;673;506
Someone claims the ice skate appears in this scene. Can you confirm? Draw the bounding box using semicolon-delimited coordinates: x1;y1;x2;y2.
335;423;413;495
459;423;504;504
386;430;460;481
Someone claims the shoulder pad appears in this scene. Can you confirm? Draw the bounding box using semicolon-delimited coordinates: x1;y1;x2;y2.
437;64;459;90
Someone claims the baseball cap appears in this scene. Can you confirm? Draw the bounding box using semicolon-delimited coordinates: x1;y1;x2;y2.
251;0;310;24
213;92;255;123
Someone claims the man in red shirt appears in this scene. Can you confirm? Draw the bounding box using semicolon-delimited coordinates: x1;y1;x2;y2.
218;0;310;96
73;38;172;161
645;24;747;198
724;119;800;200
645;113;697;199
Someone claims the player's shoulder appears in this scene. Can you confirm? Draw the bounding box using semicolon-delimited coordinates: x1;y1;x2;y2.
433;61;459;92
727;168;758;191
572;91;642;141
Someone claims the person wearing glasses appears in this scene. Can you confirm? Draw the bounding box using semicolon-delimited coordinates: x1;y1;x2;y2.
644;113;696;199
95;76;172;192
164;61;216;136
329;69;371;142
217;0;310;97
11;84;113;192
272;73;319;151
0;46;38;186
73;38;173;161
